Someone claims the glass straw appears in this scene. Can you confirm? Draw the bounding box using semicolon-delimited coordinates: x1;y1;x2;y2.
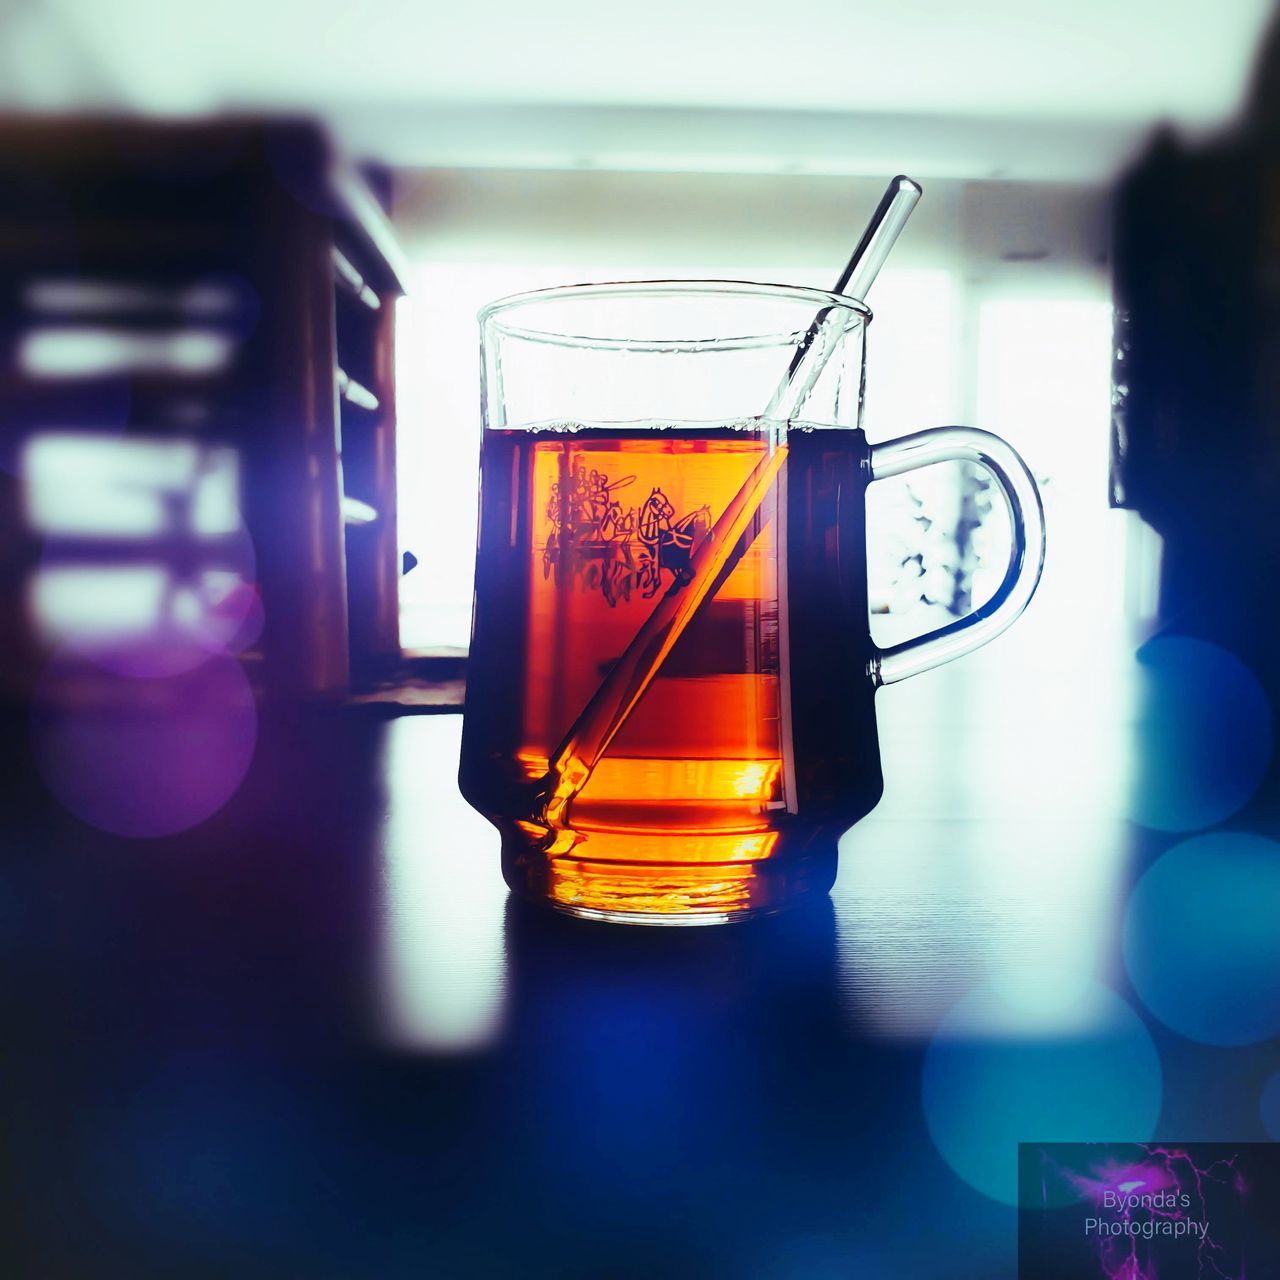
536;176;923;835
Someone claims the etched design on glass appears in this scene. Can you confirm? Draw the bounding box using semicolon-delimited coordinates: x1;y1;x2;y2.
543;460;711;606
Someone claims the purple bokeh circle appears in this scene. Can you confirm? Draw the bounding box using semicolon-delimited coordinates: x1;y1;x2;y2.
31;651;257;837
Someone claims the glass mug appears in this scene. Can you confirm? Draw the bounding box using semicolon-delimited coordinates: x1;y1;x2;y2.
460;281;1044;924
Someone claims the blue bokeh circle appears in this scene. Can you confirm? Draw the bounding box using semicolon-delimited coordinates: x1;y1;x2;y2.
922;981;1162;1206
1124;833;1280;1046
1127;637;1273;833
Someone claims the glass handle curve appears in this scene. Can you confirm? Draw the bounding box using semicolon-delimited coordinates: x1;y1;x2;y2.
867;426;1046;687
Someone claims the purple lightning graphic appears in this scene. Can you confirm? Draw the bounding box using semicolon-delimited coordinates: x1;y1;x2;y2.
1038;1144;1248;1280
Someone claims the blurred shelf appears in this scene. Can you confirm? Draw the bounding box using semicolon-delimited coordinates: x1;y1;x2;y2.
337;367;380;412
332;248;382;312
0;117;406;702
341;495;379;526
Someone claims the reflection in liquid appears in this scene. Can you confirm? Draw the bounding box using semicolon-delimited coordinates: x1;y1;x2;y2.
376;716;508;1053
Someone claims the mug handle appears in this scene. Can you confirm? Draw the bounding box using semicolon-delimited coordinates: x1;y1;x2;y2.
866;426;1046;686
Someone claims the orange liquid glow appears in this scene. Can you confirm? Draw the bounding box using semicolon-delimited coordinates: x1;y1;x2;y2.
460;423;880;918
524;434;782;868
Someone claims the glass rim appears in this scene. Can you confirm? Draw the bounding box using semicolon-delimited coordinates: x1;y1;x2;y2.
477;278;872;353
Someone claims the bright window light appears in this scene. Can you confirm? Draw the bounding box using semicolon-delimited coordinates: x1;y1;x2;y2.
30;564;171;641
396;264;601;651
973;296;1123;634
21;433;241;537
18;327;234;379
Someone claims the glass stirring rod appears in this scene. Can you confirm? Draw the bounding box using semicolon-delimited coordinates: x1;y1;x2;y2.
537;176;923;838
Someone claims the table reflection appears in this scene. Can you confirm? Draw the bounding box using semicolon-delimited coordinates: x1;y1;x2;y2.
373;616;1147;1050
376;714;508;1053
835;632;1139;1037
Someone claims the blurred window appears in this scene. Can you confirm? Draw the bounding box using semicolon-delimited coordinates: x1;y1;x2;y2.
20;433;251;650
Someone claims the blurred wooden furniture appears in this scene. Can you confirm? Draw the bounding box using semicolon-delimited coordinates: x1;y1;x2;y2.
0;117;407;700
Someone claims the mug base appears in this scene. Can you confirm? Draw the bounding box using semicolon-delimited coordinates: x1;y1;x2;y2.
500;837;839;927
548;900;785;928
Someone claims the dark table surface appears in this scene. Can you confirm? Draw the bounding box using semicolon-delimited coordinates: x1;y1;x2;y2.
3;629;1278;1279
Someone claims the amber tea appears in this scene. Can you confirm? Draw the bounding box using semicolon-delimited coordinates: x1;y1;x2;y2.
459;420;884;917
